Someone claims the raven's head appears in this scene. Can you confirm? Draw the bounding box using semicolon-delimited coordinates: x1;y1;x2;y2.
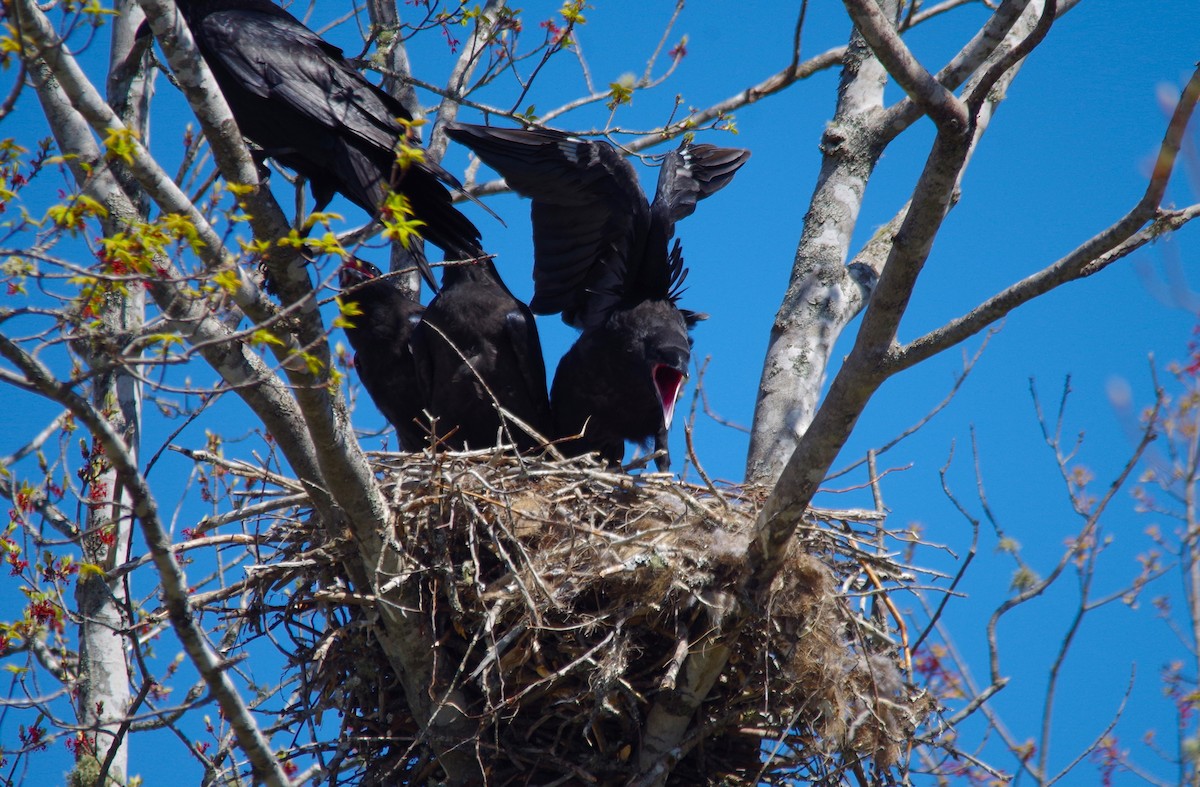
627;300;692;431
338;256;384;291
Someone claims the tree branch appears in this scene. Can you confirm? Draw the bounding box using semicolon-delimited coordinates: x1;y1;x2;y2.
429;0;507;163
364;0;422;119
963;0;1057;116
0;334;292;787
15;27;476;773
17;0;278;326
133;3;488;774
934;0;1031;92
751;125;972;596
20;40;332;520
748;0;1053;484
894;65;1200;372
841;0;967;131
366;0;425;298
744;20;891;485
650;3;1081;774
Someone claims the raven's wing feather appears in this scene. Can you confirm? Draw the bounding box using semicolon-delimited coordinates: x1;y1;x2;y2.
637;142;750;298
194;7;483;261
650;143;750;237
503;308;552;440
200;11;402;154
444;123;647;328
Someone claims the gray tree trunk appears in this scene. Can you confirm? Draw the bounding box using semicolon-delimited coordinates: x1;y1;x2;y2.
73;3;153;779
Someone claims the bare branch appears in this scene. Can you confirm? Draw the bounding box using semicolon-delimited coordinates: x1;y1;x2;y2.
429;0;507;162
364;0;423;119
895;65;1200;371
934;0;1031;91
0;334;291;787
750;0;1053;484
744;28;888;484
827;329;992;482
882;0;1044;139
841;0;967;131
963;0;1057;116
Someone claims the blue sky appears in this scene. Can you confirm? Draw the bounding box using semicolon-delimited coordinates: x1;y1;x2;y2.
2;0;1199;783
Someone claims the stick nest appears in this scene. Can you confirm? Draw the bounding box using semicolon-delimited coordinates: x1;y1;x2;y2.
238;452;937;785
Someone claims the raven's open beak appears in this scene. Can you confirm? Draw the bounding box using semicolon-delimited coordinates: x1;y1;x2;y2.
652;364;686;430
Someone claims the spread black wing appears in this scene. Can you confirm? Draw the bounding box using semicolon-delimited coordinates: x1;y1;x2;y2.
637;143;752;301
444;123;648;329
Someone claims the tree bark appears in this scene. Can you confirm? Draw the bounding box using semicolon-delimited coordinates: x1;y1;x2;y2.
745;1;895;486
73;2;153;778
644;1;1066;780
745;0;1043;486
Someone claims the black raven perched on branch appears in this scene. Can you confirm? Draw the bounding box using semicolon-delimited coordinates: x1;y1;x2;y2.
444;123;749;470
337;256;428;452
175;0;484;275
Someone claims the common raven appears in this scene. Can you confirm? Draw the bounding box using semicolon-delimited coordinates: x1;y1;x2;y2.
444;124;749;470
338;256;428;451
410;256;552;453
176;0;484;276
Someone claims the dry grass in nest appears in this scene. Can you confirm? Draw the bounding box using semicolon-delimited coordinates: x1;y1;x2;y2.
229;450;938;785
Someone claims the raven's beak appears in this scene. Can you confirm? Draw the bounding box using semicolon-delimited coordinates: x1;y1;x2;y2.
652;364;686;430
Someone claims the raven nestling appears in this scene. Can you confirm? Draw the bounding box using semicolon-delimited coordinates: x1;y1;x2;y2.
410;255;552;453
444;124;749;470
338;256;427;451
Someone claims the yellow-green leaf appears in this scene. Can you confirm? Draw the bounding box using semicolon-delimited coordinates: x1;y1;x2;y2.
77;563;106;579
213;269;241;295
250;329;285;347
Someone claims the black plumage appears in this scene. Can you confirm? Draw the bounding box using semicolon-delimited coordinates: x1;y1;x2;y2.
549;285;695;470
176;0;484;274
410;257;552;453
444;123;749;470
338;256;427;451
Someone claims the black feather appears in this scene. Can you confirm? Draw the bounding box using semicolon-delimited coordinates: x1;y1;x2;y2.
175;0;484;286
338;257;428;451
410;258;552;453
